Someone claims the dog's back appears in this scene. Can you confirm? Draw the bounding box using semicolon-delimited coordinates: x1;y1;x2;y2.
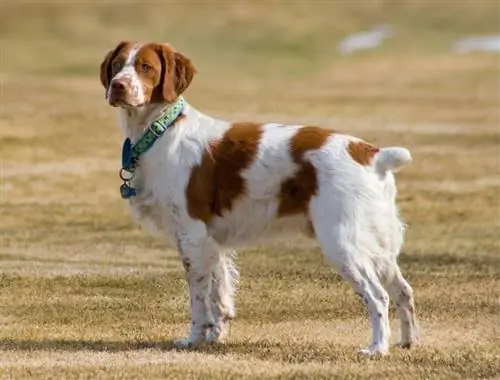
200;123;411;253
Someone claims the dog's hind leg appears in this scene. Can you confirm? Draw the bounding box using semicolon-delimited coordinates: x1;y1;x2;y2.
314;230;391;355
310;202;391;355
339;259;391;355
385;264;419;349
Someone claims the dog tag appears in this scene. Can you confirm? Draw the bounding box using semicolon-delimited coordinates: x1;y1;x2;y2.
120;183;136;199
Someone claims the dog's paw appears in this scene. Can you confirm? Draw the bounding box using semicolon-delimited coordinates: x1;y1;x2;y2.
205;322;230;344
205;328;222;344
397;342;412;349
358;343;389;357
396;337;419;350
396;327;421;350
172;337;205;349
172;338;193;349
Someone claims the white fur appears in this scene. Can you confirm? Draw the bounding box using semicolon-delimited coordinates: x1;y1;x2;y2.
107;50;419;356
375;147;412;176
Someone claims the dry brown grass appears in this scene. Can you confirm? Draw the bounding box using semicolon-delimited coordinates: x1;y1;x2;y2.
1;1;499;379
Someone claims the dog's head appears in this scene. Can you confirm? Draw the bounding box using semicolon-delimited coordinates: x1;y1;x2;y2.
99;42;197;108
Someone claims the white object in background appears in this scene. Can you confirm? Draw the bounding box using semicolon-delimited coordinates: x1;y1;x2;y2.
339;25;394;55
453;35;500;53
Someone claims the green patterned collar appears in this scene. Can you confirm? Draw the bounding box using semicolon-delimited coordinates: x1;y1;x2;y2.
119;97;185;199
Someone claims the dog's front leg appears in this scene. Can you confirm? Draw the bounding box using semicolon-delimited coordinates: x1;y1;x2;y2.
206;249;239;343
174;229;219;349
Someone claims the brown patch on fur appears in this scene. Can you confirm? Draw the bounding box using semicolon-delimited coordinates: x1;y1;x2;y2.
99;41;135;90
186;122;263;223
277;126;334;217
144;43;197;103
347;141;379;166
186;153;216;223
133;44;164;102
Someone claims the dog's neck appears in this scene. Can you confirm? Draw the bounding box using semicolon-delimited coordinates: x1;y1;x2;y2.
118;102;175;142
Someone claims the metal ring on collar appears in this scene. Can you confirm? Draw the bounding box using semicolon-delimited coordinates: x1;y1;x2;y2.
119;168;135;181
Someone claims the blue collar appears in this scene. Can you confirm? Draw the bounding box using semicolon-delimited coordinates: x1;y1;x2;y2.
119;97;185;199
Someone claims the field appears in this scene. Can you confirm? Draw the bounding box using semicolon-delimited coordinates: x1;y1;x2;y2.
1;1;499;379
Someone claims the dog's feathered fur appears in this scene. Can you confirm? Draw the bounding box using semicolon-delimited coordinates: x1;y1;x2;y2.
99;41;419;355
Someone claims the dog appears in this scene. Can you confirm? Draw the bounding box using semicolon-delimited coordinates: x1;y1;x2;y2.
99;41;419;356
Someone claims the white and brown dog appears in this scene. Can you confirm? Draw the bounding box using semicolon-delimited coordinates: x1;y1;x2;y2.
99;41;419;355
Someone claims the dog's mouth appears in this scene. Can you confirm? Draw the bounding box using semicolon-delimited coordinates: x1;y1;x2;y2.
109;99;124;108
108;97;144;109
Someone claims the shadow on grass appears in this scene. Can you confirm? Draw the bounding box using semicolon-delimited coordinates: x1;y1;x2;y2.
0;339;287;354
0;338;354;362
399;251;498;272
0;339;301;354
1;339;498;378
0;338;179;352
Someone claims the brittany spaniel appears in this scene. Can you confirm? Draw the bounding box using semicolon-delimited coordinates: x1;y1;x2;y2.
99;41;419;356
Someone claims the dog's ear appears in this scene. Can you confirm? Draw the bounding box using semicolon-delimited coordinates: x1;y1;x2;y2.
155;43;197;103
99;41;133;90
172;51;197;98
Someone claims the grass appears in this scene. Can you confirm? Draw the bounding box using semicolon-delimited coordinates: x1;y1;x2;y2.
1;0;499;379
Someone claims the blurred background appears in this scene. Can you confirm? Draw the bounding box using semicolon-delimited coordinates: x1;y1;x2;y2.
0;1;499;378
2;0;499;122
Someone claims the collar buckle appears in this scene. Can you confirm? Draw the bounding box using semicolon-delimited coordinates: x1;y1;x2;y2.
148;122;162;138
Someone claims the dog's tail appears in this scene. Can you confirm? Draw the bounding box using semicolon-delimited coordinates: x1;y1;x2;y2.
373;147;412;176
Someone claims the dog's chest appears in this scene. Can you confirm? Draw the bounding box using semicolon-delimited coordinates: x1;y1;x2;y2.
126;185;173;238
125;155;184;238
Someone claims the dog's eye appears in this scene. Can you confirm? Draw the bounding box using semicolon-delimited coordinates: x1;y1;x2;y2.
141;63;153;73
112;60;123;73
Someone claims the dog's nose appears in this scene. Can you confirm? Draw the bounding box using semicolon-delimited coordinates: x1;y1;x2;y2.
111;81;126;92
